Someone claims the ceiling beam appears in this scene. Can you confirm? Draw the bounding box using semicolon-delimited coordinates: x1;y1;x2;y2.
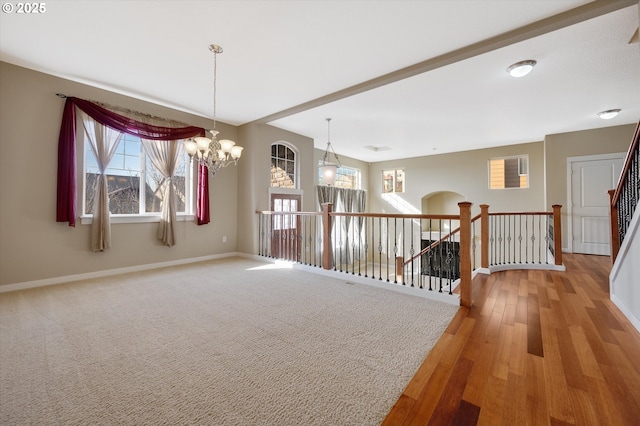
249;0;638;125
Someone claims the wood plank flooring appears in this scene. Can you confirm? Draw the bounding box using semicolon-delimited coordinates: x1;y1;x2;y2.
383;253;640;425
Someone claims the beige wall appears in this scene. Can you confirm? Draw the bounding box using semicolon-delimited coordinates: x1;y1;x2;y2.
546;124;636;249
368;141;546;218
0;62;239;287
2;61;635;287
236;123;316;254
234;123;370;255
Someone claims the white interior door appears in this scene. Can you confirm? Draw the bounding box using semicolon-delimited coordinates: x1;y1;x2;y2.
571;155;624;255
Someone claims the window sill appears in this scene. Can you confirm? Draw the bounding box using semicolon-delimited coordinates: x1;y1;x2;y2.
80;214;195;225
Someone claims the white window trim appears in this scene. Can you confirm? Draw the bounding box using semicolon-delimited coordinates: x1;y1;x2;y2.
488;154;530;190
317;161;362;189
270;141;299;189
80;213;195;225
80;131;196;221
382;169;405;193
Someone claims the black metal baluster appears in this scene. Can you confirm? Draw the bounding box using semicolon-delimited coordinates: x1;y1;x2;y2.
508;215;511;264
501;215;505;264
302;215;307;265
371;217;375;279
402;218;406;285
447;219;453;292
472;218;476;272
525;215;529;264
518;215;522;263
418;218;424;289
352;226;356;275
358;215;362;276
364;217;369;278
314;215;318;267
438;221;443;292
393;218;398;284
545;215;550;264
496;215;500;265
409;219;416;287
489;215;493;266
378;217;383;281
338;215;343;272
386;217;390;282
538;214;542;264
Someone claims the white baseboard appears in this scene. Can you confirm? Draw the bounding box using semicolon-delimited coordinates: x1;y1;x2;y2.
0;252;241;294
611;293;640;334
488;263;565;273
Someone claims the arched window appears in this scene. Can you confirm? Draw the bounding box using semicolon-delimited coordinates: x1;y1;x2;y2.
270;143;297;188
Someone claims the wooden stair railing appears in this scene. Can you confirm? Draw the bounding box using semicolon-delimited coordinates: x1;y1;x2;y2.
609;120;640;263
401;214;481;268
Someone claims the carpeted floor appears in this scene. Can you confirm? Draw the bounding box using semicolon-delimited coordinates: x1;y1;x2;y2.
0;257;458;425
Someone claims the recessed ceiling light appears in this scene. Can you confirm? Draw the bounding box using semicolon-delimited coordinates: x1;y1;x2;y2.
597;109;621;119
507;60;536;78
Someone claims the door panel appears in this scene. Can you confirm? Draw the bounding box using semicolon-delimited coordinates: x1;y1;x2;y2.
271;194;301;261
571;157;623;255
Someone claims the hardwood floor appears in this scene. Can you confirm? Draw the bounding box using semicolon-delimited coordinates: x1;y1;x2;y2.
383;253;640;425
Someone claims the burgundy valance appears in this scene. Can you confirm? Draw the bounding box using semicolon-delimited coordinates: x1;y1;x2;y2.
56;97;209;227
69;97;205;141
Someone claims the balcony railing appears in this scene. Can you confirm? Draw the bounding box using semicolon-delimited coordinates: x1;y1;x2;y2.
484;205;563;270
256;202;563;307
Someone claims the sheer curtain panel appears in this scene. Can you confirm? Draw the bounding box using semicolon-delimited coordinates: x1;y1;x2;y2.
80;111;123;252
141;138;186;246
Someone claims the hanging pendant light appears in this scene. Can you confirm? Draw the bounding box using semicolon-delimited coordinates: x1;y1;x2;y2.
184;44;243;176
319;118;341;186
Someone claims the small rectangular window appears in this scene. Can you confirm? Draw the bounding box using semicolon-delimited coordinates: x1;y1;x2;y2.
489;155;529;189
382;169;405;193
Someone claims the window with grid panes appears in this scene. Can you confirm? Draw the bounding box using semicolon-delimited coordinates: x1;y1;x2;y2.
270;143;297;188
317;162;361;189
84;133;192;217
382;169;404;193
488;155;529;189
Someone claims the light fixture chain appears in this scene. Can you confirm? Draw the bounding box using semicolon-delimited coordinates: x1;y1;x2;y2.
213;49;217;130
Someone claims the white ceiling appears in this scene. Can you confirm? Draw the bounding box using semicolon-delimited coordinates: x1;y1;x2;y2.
1;1;639;162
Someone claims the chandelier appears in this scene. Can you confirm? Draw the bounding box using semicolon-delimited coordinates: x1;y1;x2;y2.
319;118;341;185
184;44;243;175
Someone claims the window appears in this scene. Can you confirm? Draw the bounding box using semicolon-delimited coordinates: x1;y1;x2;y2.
382;169;404;193
271;143;297;188
84;133;192;217
489;155;529;189
317;162;361;189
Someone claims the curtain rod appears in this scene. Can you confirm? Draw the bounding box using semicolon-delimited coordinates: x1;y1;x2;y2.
54;93;192;128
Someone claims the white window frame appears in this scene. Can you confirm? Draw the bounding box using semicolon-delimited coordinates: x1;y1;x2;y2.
270;142;299;189
488;154;529;190
317;162;362;189
382;169;405;193
80;133;195;225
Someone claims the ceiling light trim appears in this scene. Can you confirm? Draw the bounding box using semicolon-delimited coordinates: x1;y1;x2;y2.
597;109;621;119
507;60;537;77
